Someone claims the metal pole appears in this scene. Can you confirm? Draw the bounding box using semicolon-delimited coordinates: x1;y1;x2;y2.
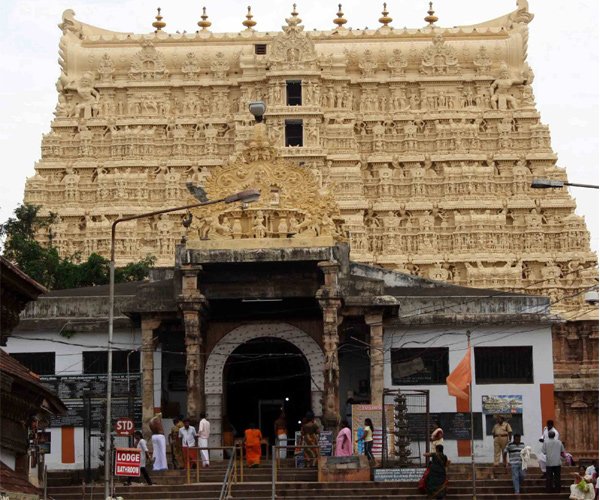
425;389;430;455
467;331;476;500
104;257;115;500
271;445;276;500
565;181;599;189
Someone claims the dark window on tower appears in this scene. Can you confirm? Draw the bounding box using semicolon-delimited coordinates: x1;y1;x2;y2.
285;120;303;147
254;44;267;55
286;80;302;106
391;348;449;385
11;352;56;375
83;350;140;374
474;346;533;384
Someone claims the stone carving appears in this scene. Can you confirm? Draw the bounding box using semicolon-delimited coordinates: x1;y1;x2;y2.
97;53;115;82
473;46;492;76
181;52;201;79
420;34;460;75
65;72;100;119
359;50;378;77
387;49;408;76
211;52;229;79
129;41;169;81
490;64;525;110
267;7;317;71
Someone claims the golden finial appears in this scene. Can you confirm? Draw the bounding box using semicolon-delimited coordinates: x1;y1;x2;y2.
197;7;212;30
152;7;166;32
333;3;347;28
242;6;257;29
424;1;438;25
379;3;393;27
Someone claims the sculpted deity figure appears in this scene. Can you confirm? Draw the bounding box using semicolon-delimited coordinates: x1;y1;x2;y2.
66;72;100;119
490;64;525;111
387;49;408;76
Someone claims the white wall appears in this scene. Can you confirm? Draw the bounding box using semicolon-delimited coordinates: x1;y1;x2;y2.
0;448;16;470
383;324;554;463
5;328;142;470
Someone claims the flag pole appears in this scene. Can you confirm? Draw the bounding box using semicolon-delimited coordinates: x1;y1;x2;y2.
468;330;476;500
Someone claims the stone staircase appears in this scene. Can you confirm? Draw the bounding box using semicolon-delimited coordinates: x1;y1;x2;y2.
46;463;578;499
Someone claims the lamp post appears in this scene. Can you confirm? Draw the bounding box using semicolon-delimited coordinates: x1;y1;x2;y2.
531;178;599;189
104;188;260;499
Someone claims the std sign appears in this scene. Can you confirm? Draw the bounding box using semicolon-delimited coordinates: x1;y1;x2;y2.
114;447;141;477
114;417;135;436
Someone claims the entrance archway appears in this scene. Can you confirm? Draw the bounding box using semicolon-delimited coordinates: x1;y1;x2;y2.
204;323;324;449
224;337;310;441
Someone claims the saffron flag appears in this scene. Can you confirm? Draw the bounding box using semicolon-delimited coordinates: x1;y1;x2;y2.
446;346;472;401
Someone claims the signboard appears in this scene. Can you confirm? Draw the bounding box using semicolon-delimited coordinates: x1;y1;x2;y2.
319;431;333;457
406;412;483;440
40;374;141;428
114;448;141;477
374;468;426;482
37;431;51;454
115;417;135;436
351;405;395;458
481;395;523;415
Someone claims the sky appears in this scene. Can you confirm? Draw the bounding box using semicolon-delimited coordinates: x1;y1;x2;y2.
0;0;597;252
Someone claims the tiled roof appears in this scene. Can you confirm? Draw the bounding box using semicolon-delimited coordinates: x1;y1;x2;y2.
0;461;40;495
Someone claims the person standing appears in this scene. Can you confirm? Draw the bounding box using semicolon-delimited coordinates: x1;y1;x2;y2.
274;411;288;460
244;423;263;467
169;416;184;469
430;421;444;449
335;420;353;457
422;444;450;499
542;430;564;493
198;413;211;467
150;414;168;472
301;411;320;467
362;418;375;462
126;431;152;486
178;418;198;469
538;420;560;477
492;415;512;466
503;434;526;495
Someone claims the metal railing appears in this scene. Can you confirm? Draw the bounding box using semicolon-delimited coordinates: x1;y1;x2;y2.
184;445;236;484
219;445;240;500
271;445;319;500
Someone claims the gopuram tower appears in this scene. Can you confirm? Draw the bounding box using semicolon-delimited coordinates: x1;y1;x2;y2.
23;3;598;454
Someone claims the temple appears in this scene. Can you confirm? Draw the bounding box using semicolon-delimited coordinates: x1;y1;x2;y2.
14;1;598;462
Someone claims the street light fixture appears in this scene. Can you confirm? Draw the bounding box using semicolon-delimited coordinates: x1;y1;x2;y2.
531;178;599;190
248;101;266;123
104;188;260;498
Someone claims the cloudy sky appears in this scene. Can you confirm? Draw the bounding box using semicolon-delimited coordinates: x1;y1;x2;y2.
0;0;597;251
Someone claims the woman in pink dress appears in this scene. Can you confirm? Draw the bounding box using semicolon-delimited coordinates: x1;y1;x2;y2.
335;420;353;457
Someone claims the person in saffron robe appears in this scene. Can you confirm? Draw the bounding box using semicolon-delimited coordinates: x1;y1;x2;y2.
335;420;353;457
169;416;184;469
301;411;320;467
244;423;262;468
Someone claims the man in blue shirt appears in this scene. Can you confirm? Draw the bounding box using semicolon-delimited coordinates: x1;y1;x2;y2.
504;434;526;494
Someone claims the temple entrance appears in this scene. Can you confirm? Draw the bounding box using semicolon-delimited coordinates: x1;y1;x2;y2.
224;337;311;443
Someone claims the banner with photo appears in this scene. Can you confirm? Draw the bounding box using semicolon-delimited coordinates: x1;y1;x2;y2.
351;404;395;458
481;395;523;415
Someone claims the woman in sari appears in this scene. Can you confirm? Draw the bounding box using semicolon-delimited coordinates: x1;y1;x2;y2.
301;411;320;467
244;423;262;468
423;444;449;499
335;420;353;457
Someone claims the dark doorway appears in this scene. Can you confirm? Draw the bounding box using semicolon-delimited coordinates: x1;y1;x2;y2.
224;337;311;444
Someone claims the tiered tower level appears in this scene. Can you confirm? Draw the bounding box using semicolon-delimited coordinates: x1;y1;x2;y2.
24;3;598;318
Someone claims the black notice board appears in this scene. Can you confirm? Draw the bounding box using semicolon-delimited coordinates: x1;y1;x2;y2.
407;412;483;440
319;431;334;457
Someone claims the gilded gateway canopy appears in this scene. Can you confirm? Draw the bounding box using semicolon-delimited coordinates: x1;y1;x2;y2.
23;2;597;318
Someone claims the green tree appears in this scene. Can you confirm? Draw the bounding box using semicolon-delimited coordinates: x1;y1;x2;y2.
1;203;155;289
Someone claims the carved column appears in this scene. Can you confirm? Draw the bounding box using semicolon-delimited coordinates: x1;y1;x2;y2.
365;312;384;404
178;265;207;423
317;261;342;429
141;316;161;437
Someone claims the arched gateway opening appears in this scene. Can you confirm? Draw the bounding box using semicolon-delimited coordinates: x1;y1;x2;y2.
204;323;324;448
224;337;310;441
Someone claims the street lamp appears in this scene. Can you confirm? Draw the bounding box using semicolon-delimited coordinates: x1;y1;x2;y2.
531;178;599;189
104;188;260;498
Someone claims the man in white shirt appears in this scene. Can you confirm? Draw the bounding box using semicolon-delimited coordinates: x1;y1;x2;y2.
126;431;152;485
198;413;210;467
178;418;197;468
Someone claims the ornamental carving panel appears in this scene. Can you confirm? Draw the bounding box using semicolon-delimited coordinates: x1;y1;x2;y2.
23;5;597;320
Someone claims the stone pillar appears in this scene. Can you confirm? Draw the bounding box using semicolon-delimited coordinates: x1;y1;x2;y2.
178;265;207;423
365;312;384;405
141;316;161;437
317;261;342;429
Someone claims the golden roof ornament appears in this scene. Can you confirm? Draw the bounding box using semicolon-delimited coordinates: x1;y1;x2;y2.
242;6;257;30
152;7;166;32
197;7;212;30
378;3;393;27
333;4;347;28
424;1;438;25
286;3;302;27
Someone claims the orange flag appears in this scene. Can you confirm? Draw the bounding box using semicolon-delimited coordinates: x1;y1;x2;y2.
446;346;472;401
